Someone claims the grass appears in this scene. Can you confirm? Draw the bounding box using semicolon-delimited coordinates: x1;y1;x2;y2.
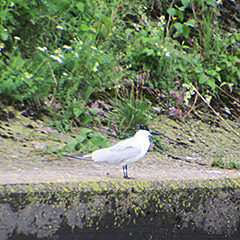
211;155;240;169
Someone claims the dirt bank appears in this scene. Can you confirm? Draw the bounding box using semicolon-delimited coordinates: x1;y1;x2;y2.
0;105;240;185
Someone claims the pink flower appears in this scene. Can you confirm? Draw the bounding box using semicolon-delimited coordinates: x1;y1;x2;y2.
91;101;99;108
169;107;182;117
176;93;182;101
136;75;143;81
98;108;104;114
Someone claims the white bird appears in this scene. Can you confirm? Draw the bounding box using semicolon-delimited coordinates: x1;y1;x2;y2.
63;125;159;178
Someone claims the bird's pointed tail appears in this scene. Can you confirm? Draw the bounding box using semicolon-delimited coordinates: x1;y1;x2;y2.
63;152;93;161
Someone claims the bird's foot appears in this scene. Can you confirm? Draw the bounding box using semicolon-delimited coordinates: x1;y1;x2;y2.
123;176;135;180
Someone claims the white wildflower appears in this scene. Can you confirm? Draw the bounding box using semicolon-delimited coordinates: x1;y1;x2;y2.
63;72;68;76
14;36;21;41
50;55;62;63
165;52;170;57
159;15;166;25
24;72;33;79
90;28;96;33
63;45;72;50
91;46;97;51
160;16;165;21
73;38;83;45
37;47;48;52
93;62;99;72
56;25;64;30
0;43;5;51
54;48;62;54
214;0;222;4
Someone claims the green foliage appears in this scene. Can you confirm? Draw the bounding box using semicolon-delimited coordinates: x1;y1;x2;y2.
166;0;240;91
211;155;239;169
63;127;111;153
167;0;216;39
151;135;169;153
0;0;121;131
0;0;239;134
108;5;179;94
108;91;152;136
47;100;104;132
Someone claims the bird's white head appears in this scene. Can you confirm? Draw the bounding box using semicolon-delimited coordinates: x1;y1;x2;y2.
134;129;151;139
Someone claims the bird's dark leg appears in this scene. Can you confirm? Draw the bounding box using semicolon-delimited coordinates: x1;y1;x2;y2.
123;165;128;178
122;165;126;178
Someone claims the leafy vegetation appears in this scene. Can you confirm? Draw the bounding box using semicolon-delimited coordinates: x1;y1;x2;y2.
63;127;111;152
0;0;240;153
211;155;240;169
106;87;153;137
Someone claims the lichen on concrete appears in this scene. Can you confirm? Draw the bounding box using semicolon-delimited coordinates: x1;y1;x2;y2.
1;178;240;239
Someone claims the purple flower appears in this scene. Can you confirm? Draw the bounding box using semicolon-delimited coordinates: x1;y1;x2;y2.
175;93;182;101
114;66;120;73
169;106;182;117
91;101;99;108
98;108;104;114
136;75;143;81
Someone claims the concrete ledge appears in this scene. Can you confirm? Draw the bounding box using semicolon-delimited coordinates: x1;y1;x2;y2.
1;178;240;240
0;177;240;194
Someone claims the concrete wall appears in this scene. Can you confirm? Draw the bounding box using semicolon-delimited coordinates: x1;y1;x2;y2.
0;178;240;240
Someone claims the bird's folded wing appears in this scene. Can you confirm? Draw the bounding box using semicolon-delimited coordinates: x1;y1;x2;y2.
92;139;141;164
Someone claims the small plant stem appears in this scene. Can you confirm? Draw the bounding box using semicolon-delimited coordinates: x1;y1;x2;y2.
47;61;58;106
185;82;199;118
185;94;198;118
192;85;239;137
190;0;198;27
122;114;134;134
165;0;174;38
33;58;48;76
48;62;58;85
216;85;240;103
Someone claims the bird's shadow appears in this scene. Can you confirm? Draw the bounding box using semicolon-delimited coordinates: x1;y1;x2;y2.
106;173;135;180
123;176;135;180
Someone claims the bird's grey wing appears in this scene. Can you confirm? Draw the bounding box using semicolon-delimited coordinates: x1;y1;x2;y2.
92;138;141;164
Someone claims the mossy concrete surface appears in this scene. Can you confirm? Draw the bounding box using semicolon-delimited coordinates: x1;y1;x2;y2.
1;105;240;239
1;178;240;240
